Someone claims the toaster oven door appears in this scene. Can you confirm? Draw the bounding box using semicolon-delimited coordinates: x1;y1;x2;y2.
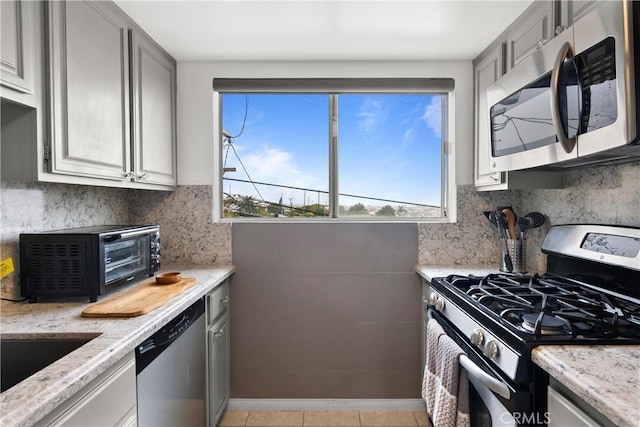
102;232;151;289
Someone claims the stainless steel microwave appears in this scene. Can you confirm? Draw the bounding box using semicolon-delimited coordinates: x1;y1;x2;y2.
20;225;160;302
487;0;639;172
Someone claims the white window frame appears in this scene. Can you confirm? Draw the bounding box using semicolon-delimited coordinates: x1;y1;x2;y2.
212;78;456;223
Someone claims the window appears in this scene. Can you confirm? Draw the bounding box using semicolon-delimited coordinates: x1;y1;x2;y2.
214;78;453;220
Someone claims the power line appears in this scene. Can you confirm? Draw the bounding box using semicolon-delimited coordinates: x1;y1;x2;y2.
223;177;440;208
227;143;265;203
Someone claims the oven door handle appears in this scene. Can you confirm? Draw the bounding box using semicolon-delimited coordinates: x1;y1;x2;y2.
459;355;511;400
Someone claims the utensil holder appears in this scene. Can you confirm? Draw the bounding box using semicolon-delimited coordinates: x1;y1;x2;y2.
500;239;526;273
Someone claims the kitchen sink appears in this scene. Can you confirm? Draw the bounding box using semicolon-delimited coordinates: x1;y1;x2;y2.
0;336;98;393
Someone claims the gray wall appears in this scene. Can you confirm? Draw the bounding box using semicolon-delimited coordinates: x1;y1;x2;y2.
231;222;420;398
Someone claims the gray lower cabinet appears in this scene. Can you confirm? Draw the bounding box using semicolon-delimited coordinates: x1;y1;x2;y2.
209;313;230;425
0;0;37;107
35;353;137;427
207;282;231;427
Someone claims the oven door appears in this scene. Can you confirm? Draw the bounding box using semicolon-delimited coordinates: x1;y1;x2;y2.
426;310;539;427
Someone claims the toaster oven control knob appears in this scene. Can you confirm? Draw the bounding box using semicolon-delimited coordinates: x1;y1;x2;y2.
484;340;499;359
470;329;484;347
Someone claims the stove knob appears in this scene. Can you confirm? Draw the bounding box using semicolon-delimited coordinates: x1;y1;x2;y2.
434;298;445;312
428;293;439;306
470;329;484;347
484;340;499;359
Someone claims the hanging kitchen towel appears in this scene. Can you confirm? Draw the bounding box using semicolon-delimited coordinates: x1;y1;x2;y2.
423;318;470;427
422;319;445;413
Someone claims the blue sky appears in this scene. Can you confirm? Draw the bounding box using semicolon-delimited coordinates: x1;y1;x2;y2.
221;93;442;208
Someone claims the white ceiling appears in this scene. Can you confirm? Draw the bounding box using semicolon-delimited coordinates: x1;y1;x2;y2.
115;0;534;62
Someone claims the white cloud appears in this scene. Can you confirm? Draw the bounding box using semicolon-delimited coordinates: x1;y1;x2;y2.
226;143;325;205
422;97;442;138
357;97;388;134
402;127;416;146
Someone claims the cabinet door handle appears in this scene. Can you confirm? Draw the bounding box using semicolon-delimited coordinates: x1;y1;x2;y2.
136;173;149;180
220;296;229;303
214;328;224;337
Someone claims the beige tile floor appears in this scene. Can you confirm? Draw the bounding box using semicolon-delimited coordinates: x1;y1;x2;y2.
218;410;432;427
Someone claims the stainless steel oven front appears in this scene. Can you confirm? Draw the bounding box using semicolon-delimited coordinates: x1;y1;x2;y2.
422;285;546;427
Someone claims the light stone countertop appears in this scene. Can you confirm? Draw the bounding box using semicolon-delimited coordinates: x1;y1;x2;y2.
414;265;502;282
0;265;235;427
533;346;640;427
416;265;640;427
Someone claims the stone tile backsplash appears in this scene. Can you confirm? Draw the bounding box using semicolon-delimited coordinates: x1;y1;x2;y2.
418;161;639;273
129;185;232;266
418;184;516;267
518;161;639;272
1;161;636;298
0;182;132;299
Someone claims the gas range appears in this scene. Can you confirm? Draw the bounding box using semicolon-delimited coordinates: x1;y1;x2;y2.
426;224;640;386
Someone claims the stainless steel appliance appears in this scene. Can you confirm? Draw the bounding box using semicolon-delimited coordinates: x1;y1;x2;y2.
20;225;160;302
487;0;639;172
425;224;640;426
136;298;206;427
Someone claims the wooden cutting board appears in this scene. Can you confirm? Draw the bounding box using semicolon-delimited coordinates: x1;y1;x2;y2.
81;277;197;318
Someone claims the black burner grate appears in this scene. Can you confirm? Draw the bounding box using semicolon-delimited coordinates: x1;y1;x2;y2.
441;273;640;340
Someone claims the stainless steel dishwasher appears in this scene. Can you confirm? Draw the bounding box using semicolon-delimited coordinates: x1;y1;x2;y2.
136;298;206;427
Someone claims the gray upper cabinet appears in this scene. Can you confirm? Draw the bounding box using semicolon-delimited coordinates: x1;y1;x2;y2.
47;1;132;181
1;0;37;107
47;0;177;189
558;0;600;29
130;30;177;187
2;0;177;189
506;1;556;70
473;42;505;187
473;0;565;191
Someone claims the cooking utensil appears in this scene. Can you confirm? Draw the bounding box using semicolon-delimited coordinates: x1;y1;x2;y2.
517;216;534;239
525;212;545;229
491;210;514;272
502;208;517;239
501;239;514;272
488;211;506;238
483;211;498;227
518;212;545;238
